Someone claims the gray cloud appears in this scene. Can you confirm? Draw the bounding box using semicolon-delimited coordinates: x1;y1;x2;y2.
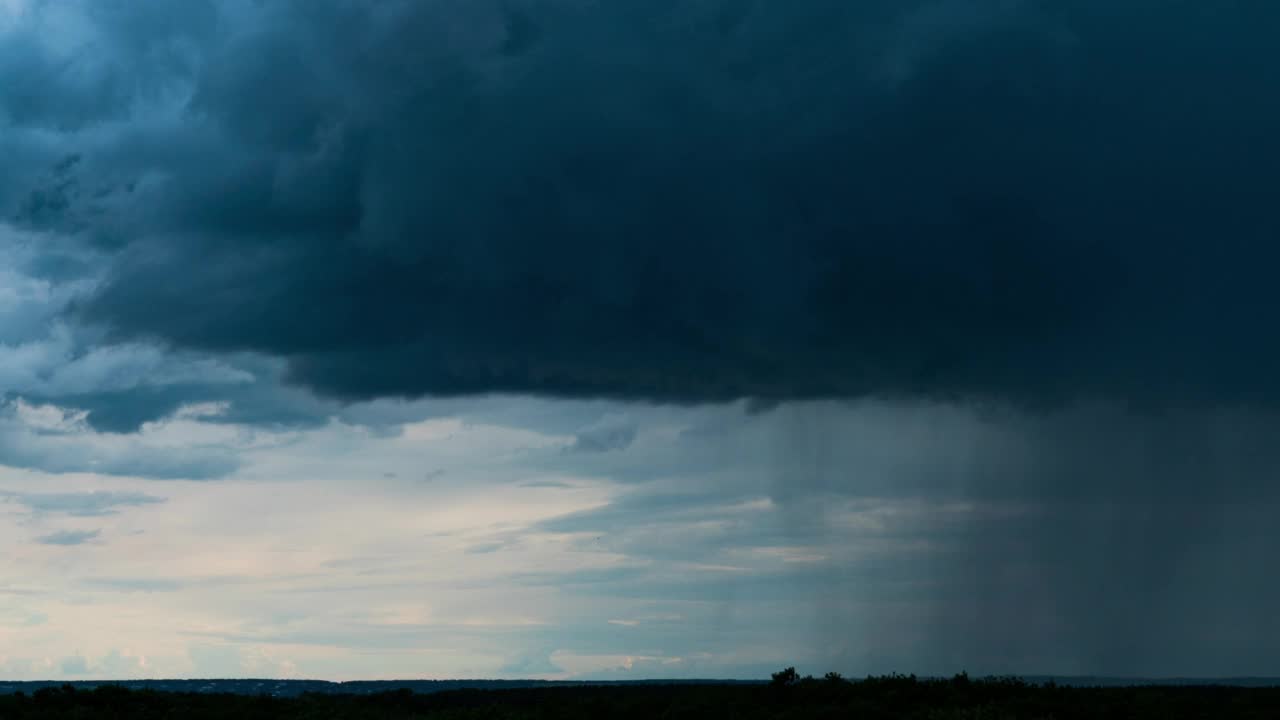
567;419;637;454
59;656;90;675
0;230;265;435
1;489;164;516
36;529;100;546
86;577;184;593
0;1;1272;414
505;399;1280;676
498;651;563;676
0;401;240;479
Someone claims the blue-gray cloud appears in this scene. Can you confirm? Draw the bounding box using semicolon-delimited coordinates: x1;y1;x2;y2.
0;401;240;479
498;651;563;676
567;420;637;454
0;232;265;436
1;0;1276;414
59;656;91;675
2;489;165;516
36;529;100;546
86;577;184;593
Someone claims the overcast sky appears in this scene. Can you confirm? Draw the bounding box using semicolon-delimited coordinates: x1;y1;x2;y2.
2;0;1279;681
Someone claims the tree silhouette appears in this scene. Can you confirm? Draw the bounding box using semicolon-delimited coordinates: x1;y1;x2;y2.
770;667;800;688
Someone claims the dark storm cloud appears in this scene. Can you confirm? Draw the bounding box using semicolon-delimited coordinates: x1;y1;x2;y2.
45;367;333;434
0;1;213;133
5;0;1275;409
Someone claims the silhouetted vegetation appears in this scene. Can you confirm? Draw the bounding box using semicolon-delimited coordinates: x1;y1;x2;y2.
770;666;800;688
0;673;1277;719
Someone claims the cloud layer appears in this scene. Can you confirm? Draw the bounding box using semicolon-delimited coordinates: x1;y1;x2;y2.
3;0;1278;413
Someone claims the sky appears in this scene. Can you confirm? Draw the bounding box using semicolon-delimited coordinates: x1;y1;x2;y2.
1;0;1279;681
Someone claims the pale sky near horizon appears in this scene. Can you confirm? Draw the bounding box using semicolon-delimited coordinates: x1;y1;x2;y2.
0;395;1031;681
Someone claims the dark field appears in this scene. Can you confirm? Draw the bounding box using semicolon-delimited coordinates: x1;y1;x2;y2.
3;674;1279;719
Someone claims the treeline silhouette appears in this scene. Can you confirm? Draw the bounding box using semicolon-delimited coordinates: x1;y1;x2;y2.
1;671;1278;719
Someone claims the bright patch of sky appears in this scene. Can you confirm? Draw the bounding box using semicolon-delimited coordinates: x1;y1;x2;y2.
0;387;1040;680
